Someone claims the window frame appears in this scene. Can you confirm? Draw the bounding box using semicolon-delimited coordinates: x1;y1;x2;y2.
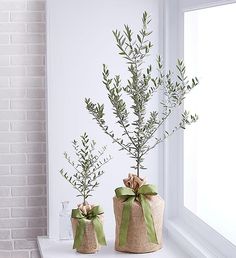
163;0;236;257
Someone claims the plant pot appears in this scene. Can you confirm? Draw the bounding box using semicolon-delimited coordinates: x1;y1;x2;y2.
71;215;103;253
113;194;164;253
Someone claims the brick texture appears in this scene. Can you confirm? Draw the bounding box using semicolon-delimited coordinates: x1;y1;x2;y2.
0;1;46;257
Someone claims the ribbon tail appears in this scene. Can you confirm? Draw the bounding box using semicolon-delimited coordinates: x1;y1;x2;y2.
140;195;158;244
73;218;86;249
92;217;107;246
119;196;135;247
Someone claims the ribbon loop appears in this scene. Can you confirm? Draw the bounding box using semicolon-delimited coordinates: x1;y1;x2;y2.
115;187;135;198
71;205;106;249
71;208;84;220
137;184;157;196
87;205;103;220
115;184;158;246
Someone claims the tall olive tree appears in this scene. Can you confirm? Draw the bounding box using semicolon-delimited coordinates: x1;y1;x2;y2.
85;12;198;177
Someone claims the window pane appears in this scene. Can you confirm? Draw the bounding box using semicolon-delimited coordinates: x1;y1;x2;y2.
184;3;236;245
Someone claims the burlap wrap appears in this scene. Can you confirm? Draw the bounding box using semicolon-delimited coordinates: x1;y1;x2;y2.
71;215;103;254
113;194;164;253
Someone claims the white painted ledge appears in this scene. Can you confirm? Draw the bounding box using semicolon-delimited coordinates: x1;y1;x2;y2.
37;236;189;258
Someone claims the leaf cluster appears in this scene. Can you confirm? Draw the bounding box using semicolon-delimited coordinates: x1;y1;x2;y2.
85;12;198;176
60;132;112;204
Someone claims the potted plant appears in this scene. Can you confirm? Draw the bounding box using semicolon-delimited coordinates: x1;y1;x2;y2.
60;132;112;253
85;12;198;253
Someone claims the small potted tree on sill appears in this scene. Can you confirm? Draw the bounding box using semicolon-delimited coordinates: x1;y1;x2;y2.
60;132;111;253
85;12;198;253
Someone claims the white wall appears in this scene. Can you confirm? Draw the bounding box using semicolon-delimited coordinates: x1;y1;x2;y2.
47;0;163;239
0;1;46;257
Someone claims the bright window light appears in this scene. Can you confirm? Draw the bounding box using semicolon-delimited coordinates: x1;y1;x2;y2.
184;3;236;245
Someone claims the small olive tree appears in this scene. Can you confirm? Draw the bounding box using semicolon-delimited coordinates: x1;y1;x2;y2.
85;12;198;177
60;133;112;205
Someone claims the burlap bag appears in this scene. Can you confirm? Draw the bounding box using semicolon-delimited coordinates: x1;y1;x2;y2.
113;194;164;253
71;216;103;253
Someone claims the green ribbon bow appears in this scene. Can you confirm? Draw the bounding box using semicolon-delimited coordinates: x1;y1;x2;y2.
71;205;107;249
115;184;158;246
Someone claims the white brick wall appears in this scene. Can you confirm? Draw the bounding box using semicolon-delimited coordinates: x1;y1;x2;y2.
0;1;46;257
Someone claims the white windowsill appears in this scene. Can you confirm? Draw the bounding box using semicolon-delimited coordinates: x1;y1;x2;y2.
37;235;189;258
166;218;236;258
